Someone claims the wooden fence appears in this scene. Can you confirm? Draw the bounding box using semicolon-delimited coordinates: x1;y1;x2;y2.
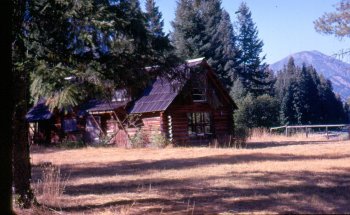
270;124;350;139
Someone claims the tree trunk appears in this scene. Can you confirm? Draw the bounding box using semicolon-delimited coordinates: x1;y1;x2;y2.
12;0;35;208
12;66;34;208
0;0;14;212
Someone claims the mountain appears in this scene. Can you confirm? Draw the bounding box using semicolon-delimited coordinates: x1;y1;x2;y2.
269;50;350;100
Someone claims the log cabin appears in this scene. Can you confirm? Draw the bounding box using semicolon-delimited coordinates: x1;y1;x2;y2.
128;57;237;146
26;92;131;146
26;99;85;145
26;58;237;146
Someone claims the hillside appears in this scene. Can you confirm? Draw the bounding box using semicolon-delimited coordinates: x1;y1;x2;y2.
269;50;350;100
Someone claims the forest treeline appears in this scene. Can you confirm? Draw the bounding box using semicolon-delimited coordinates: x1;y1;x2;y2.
170;0;350;129
233;57;349;130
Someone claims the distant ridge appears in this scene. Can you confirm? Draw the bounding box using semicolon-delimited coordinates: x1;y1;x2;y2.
269;50;350;100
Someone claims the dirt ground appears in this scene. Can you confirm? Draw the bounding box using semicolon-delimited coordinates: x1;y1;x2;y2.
17;137;350;214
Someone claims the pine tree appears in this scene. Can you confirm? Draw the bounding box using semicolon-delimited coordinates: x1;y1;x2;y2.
171;0;206;59
279;78;298;125
199;0;222;66
144;0;180;77
235;2;268;95
172;0;240;89
303;65;322;123
292;64;320;124
27;0;180;111
12;0;35;208
275;57;297;104
344;101;350;123
230;78;247;102
215;9;241;88
145;0;164;37
276;60;348;125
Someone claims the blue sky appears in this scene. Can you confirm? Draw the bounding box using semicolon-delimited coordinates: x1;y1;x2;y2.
141;0;349;64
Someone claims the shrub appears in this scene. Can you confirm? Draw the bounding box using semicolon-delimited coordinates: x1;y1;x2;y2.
130;128;148;148
60;139;86;149
96;134;116;147
233;127;249;148
150;132;170;148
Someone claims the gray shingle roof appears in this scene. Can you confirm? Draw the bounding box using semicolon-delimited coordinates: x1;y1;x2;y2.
128;79;181;114
26;101;53;122
128;58;205;114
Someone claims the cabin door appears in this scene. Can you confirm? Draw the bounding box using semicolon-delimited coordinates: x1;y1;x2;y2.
86;115;101;143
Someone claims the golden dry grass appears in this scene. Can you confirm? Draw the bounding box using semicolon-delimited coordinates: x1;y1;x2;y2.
23;134;350;214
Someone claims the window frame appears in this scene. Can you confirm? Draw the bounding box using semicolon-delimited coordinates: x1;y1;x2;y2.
191;74;207;102
187;112;212;137
192;87;207;102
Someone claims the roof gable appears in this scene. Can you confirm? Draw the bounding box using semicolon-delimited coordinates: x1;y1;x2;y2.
129;58;237;114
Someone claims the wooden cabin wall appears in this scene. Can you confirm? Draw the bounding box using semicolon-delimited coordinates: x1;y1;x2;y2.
137;112;163;141
165;103;233;145
116;112;164;146
213;108;233;136
166;103;212;145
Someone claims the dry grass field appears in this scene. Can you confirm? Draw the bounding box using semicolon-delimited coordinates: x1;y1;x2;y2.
16;132;350;214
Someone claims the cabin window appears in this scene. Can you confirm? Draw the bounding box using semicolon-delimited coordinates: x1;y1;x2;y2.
192;75;207;102
192;87;206;102
187;112;212;136
63;118;77;132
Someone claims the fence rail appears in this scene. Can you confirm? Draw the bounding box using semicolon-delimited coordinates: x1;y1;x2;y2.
270;124;350;139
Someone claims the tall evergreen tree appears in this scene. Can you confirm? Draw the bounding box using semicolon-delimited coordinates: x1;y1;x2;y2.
28;0;180;111
230;78;247;102
235;2;268;95
171;0;205;59
145;0;164;37
144;0;179;72
199;0;222;67
344;100;350;123
276;59;348;125
172;0;240;89
279;78;298;125
12;0;35;208
274;57;298;103
3;0;13;212
318;76;347;123
302;65;322;123
215;9;241;88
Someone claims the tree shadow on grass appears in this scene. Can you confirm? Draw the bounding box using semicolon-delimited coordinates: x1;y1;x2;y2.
30;144;350;214
31;152;350;181
42;170;350;214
